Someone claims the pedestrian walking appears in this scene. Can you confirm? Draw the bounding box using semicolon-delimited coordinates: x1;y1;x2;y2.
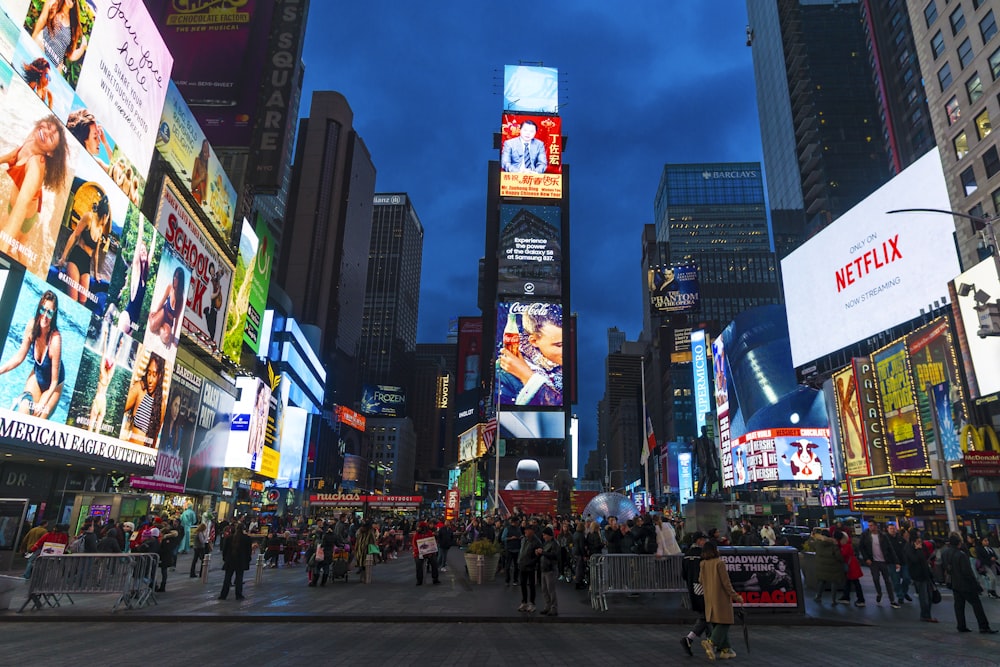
837;530;866;607
810;528;845;605
946;534;999;634
904;532;938;623
860;522;900;608
680;531;709;656
700;540;743;660
539;526;559;616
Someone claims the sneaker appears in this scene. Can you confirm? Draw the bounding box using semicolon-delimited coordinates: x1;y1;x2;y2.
890;601;900;609
836;598;849;605
855;601;866;607
904;594;913;602
718;649;737;660
440;566;448;572
876;593;882;604
526;603;536;612
680;636;693;656
518;603;528;612
701;639;716;661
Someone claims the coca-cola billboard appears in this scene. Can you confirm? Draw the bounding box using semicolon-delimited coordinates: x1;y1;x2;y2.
495;302;563;407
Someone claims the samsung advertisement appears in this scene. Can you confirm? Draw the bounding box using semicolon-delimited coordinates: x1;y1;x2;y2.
498;205;561;297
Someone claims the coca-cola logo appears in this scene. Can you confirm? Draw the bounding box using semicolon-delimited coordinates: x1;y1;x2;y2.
510;302;553;315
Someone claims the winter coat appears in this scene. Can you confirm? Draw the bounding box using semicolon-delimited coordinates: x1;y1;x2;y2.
949;548;984;594
859;531;898;564
158;530;180;567
700;557;740;625
812;533;846;585
905;543;933;582
411;528;436;559
655;523;682;556
840;540;863;580
518;533;542;571
540;538;560;572
682;545;705;614
221;532;253;571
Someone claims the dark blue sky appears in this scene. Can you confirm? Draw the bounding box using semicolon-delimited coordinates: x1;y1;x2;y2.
300;2;764;469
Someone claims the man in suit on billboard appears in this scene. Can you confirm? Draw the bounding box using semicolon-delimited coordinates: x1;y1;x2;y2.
501;120;548;173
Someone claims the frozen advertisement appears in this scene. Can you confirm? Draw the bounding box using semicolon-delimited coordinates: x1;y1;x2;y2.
154;178;232;348
456;316;481;396
832;366;871;477
185;375;233;494
873;341;928;472
48;149;126;313
498;204;561;297
906;319;966;462
4;0;173;181
691;330;709;434
781;151;962;367
360;384;405;417
951;258;1000;398
222;216;262;361
225;376;270;472
495;301;563;407
852;357;889;476
503;65;558;114
499;114;562;199
155;82;238;238
129;359;200;493
649;264;699;313
728;428;833;484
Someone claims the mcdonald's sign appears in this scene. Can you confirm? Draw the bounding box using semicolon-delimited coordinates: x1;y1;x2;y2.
962;425;1000;477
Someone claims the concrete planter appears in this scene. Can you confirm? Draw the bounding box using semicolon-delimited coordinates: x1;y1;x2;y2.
464;553;500;584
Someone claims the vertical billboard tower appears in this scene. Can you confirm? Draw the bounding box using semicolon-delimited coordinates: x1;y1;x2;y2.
487;64;572;514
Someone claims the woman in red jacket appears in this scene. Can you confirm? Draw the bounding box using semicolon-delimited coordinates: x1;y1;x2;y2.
411;521;440;585
836;530;867;607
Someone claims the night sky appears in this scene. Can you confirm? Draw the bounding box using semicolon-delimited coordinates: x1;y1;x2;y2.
300;2;764;469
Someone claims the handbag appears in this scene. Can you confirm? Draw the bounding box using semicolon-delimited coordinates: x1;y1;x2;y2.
931;583;942;605
367;543;381;556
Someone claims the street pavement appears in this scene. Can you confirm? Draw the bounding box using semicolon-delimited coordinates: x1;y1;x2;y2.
2;549;1000;665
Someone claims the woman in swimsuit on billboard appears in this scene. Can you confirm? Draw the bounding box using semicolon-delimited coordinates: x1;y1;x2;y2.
56;192;111;304
123;352;165;448
148;266;186;349
0;289;65;418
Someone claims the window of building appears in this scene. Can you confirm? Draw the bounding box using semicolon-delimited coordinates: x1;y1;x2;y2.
931;30;946;58
951;6;966;35
925;1;938;28
975;0;986;9
984;146;1000;178
946;95;961;124
958;37;975;68
983;10;998;43
968;72;984;102
991;187;1000;215
961;165;978;195
939;61;954;90
955;130;970;159
976;108;992;138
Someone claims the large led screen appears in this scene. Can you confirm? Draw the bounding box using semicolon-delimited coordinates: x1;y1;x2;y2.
872;341;928;472
728;428;833;484
781;150;961;367
2;0;173;182
503;65;558;114
499;114;562;199
456;316;482;396
225;376;270;472
951;257;1000;398
496;302;563;407
498;205;561;297
906;319;966;462
649;264;699;313
499;411;565;439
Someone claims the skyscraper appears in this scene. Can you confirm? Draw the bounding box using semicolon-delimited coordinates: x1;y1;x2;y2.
358;194;424;388
279;91;377;405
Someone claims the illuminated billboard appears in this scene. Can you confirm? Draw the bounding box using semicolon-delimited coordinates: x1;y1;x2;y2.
852;357;890;476
906;319;966;462
499;114;562;199
225;376;270;472
951;257;1000;398
649;264;699;313
503;65;558;113
728;428;833;485
691;330;709;433
223;214;272;361
155;82;238;238
498;205;561;297
781;150;961;367
499;411;565;439
335;404;365;432
360;384;406;417
872;341;928;472
832;366;872;477
457;316;482;396
495;302;563;407
3;0;173;181
154;178;233;349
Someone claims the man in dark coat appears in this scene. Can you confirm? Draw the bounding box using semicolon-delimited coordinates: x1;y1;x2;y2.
219;522;254;600
946;534;999;634
680;531;709;656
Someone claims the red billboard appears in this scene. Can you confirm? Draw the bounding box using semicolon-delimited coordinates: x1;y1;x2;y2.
499;114;562;199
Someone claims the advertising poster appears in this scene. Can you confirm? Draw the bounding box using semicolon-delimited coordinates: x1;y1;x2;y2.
456;316;481;396
906;319;966;462
226;376;270;472
722;547;801;609
129;359;200;493
275;404;307;489
0;57;79;278
649;264;699;313
714;335;734;488
495;301;563;407
500;443;563;491
498;205;561;297
0;270;88;424
691;330;709;434
498;411;565;439
873;341;928;472
154;178;232;347
184;375;232;494
117;342;173;451
360;384;406;417
141;243;188;362
47;151;126;314
503;65;558;114
832;366;871;477
852;357;889;476
154;82;237;238
243;213;272;352
222;217;252;361
499;114;561;199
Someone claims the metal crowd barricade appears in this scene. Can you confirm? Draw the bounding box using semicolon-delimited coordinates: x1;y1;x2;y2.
588;554;686;611
18;553;160;613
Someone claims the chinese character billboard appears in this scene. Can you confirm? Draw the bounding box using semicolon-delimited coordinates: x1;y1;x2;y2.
499;114;562;199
